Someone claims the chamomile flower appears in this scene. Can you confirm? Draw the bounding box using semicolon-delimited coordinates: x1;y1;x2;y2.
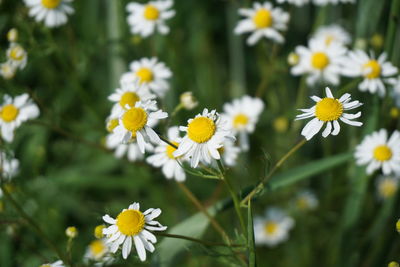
376;175;399;200
276;0;310;6
39;260;65;267
294;190;319;211
126;0;175;37
108;81;155;118
0;152;19;180
0;94;40;143
291;38;347;86
146;126;186;182
24;0;74;28
313;0;355;5
109;100;167;153
219;139;241;167
234;2;289;45
296;87;363;140
0;62;17;80
222;95;264;151
355;129;400;175
341;51;398;96
253;207;295;247
121;58;172;97
102;202;167;261
6;43;27;70
312;24;351;47
84;239;114;266
7;28;18;43
174;109;235;168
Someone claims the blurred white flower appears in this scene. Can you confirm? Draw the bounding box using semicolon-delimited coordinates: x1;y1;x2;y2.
0;94;40;143
296;87;363;140
355;129;400;175
341;50;398;97
39;260;65;267
376;175;399;200
102;202;167;261
291;38;347;86
276;0;310;6
65;226;78;238
312;24;351;47
388;76;400;108
180;92;198;110
121;58;172;98
219;139;241;167
0;62;17;80
294;190;319;211
84;239;114;266
7;28;18;43
24;0;74;28
287;52;300;66
6;43;27;70
313;0;355;5
234;1;289;45
126;0;175;37
0;152;19;181
253;207;295;247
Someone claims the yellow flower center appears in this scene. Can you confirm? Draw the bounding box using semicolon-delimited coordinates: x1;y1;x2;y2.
373;145;392;162
41;0;60;9
89;240;106;256
311;52;330;70
106;119;119;133
166;141;179;159
379;179;397;198
0;104;19;122
116;209;145;236
187;117;216;143
362;60;381;79
143;5;160;20
136;68;154;83
315;98;343;122
233;113;249;129
253;8;273;29
9;46;24;61
122;107;148;134
119;92;140;108
296;197;309;210
325;35;335;46
94;225;105;239
264;221;278;235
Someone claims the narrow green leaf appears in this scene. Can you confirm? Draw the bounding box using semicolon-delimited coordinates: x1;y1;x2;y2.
247;201;256;267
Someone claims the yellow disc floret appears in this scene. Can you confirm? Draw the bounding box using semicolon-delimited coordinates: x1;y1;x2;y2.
166;141;179;159
253;8;273;29
363;60;381;79
315;98;343;122
188;117;216;143
136;68;154;83
143;5;160;20
264;221;278;235
122;107;148;133
119;92;140;108
379;179;397;198
94;224;105;239
89;240;106;257
373;145;392;162
106;119;119;133
233;113;249;129
0;104;19;122
311;52;330;70
41;0;61;9
116;209;145;236
9;46;24;61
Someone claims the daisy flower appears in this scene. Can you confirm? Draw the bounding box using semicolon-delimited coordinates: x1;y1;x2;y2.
341;50;398;96
355;129;400;175
102;202;167;261
0;151;19;181
24;0;74;28
0;62;17;80
218;139;241;167
84;239;114;266
6;43;27;70
121;57;172;97
222;95;264;151
0;94;40;143
312;24;351;47
313;0;356;5
234;2;289;45
276;0;310;6
253;207;295;247
39;260;65;267
376;175;399;200
146;126;186;182
180;92;198;110
174;109;235;168
108;81;155;118
291;38;347;86
294;190;318;211
109;100;167;153
296;87;363;140
126;0;175;37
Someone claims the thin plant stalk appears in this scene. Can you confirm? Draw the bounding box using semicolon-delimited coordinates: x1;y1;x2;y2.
154;232;243;248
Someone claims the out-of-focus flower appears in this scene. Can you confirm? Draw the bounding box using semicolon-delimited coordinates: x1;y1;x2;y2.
296;87;363;140
234;2;289;45
174;109;235;168
312;24;351;47
370;33;384;50
0;94;40;143
355;129;400;175
126;0;175;37
218;139;241;167
396;219;400;233
276;0;310;6
390;108;399;119
6;43;27;70
0;62;17;80
94;225;105;239
109;100;167;153
180;92;198;110
291;38;347;86
84;239;114;266
65;226;78;238
102;202;167;261
24;0;74;28
294;190;318;211
341;50;398;97
39;260;65;267
253;207;295;247
121;58;172;98
287;52;299;66
313;0;355;5
388;76;400;108
0;152;19;181
273;116;289;133
222;95;264;150
7;28;18;43
376;175;398;200
146;126;186;182
389;262;399;267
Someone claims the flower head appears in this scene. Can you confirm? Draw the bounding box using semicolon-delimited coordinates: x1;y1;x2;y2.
296;87;363;140
6;43;27;70
0;151;19;180
65;226;78;238
312;24;351;47
376;175;399;200
180;92;198;110
294;190;319;211
102;202;167;261
24;0;74;28
0;62;17;80
84;239;114;266
7;28;18;43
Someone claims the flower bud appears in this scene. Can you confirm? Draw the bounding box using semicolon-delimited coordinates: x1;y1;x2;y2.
180;92;198;110
65;226;78;238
